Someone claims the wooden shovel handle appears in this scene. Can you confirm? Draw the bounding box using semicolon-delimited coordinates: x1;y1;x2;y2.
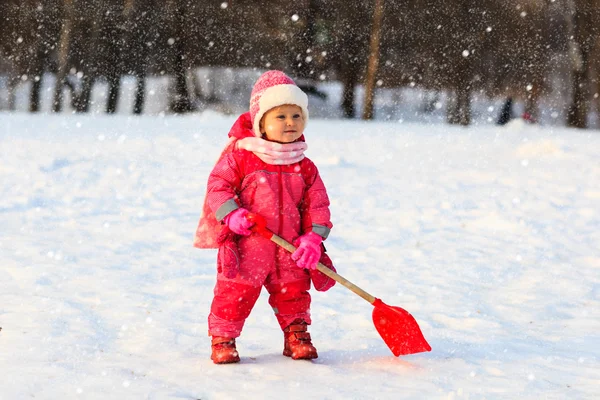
268;233;377;305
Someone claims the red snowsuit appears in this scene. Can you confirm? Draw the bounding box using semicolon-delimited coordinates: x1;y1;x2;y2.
196;113;335;338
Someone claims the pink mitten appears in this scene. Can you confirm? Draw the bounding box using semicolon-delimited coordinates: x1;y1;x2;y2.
291;232;323;270
223;208;254;236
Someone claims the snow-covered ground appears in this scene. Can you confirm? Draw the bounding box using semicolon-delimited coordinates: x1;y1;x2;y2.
1;110;599;399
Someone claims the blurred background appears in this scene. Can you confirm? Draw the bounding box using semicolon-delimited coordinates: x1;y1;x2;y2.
1;0;599;128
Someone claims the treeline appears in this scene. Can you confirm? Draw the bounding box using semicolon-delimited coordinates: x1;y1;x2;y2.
1;0;599;127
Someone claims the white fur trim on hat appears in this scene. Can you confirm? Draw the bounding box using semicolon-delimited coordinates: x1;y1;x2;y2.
252;84;309;136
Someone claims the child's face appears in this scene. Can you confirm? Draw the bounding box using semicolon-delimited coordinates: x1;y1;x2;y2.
260;105;305;143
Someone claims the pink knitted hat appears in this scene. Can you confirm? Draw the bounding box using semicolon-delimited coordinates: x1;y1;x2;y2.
249;70;309;136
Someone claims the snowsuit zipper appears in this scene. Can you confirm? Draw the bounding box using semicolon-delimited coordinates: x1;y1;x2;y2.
276;166;284;279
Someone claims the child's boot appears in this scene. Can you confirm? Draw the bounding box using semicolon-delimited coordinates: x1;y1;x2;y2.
283;320;318;360
211;336;240;364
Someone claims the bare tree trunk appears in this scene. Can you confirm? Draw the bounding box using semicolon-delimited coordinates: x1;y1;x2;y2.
69;0;102;113
447;85;472;126
170;0;194;113
29;53;44;112
52;0;74;113
447;85;471;126
362;0;384;120
457;86;471;125
103;1;125;114
171;54;193;113
594;55;600;119
29;5;47;113
565;0;586;128
446;94;456;124
446;92;459;124
565;0;599;128
125;0;153;115
567;68;590;128
342;75;357;118
106;73;120;113
334;1;369;119
7;76;19;111
75;74;95;113
133;72;146;114
443;0;480;126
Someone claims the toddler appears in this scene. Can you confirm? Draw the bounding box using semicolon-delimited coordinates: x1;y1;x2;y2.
194;70;335;364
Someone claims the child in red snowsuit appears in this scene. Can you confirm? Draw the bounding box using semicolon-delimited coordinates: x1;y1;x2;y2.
194;71;336;364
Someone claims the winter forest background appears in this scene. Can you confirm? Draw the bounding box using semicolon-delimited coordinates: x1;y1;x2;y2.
1;0;600;128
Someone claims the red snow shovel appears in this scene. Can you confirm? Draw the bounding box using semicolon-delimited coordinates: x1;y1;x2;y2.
247;213;431;356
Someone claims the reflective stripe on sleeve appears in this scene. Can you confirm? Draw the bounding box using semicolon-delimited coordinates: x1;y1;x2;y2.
215;199;239;221
312;223;330;239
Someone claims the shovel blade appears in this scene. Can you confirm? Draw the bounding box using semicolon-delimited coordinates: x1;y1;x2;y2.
372;299;431;356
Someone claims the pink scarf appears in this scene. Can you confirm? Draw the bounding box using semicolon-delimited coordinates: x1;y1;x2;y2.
236;136;307;165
